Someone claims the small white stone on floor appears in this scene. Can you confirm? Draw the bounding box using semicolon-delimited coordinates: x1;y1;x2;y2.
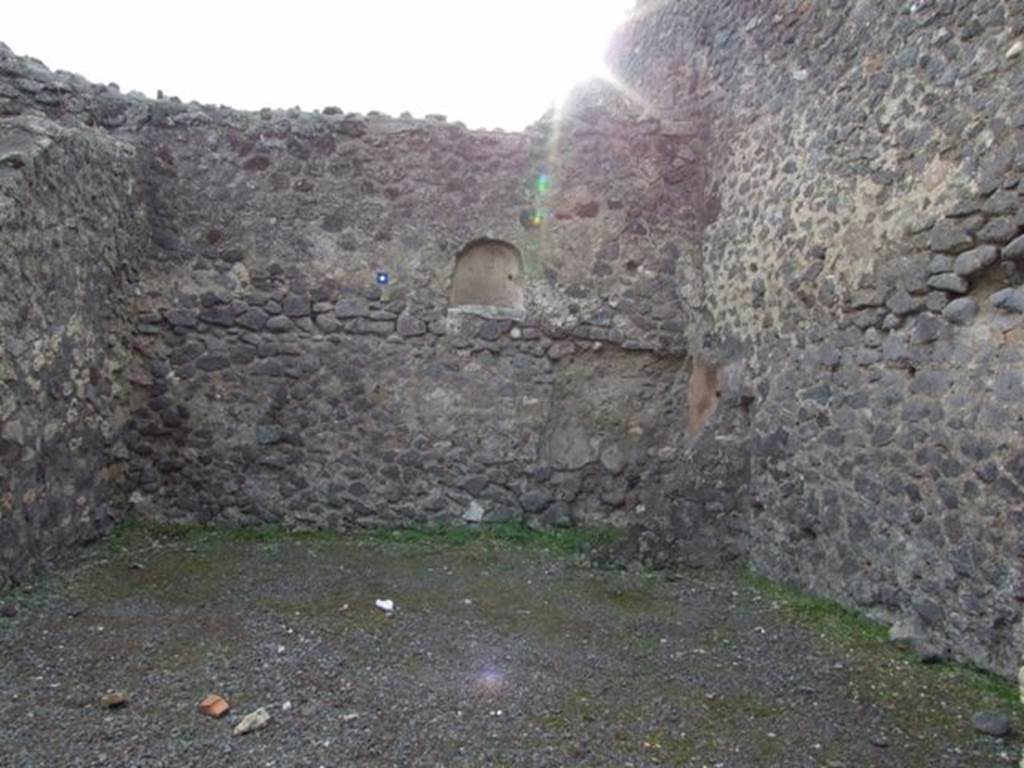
234;707;271;736
375;599;394;612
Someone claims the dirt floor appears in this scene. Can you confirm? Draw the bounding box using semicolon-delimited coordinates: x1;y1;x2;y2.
0;525;1020;768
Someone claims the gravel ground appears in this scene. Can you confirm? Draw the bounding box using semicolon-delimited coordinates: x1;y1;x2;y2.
0;527;1020;768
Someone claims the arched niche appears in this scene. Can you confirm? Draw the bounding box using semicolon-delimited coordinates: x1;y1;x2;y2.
449;239;525;319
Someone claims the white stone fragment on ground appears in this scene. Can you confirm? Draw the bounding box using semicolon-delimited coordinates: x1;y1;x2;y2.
375;598;394;613
233;707;271;736
342;712;359;722
100;691;128;708
1006;40;1023;59
462;500;484;523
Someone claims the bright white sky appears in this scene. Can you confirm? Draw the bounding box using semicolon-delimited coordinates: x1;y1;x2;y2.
5;1;635;131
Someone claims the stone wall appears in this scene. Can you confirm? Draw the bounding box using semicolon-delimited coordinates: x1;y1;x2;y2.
0;42;728;570
614;0;1024;676
120;82;721;544
0;113;146;585
2;0;1022;678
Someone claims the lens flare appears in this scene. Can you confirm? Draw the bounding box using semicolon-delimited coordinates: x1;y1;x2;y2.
520;207;546;229
474;666;506;693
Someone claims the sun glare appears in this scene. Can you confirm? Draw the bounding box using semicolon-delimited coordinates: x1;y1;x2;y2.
2;1;634;131
535;3;632;110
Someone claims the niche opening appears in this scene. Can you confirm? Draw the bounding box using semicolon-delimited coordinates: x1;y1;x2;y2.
687;360;720;435
449;239;525;319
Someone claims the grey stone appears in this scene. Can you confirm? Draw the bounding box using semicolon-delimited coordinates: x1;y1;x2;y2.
266;316;294;333
914;600;944;626
256;425;283;445
542;501;572;527
885;290;915;315
953;245;998;276
461;476;488;495
983;190;1017;216
196;354;231;372
1;419;25;445
941;297;978;325
335;298;369;318
904;213;935;235
1003;234;1024;261
881;314;903;331
912;314;947;344
600;444;626;475
924;291;950;312
854;346;880;365
199;306;234;327
976;218;1018;244
520;490;551;514
397;314;426;337
947;200;982;219
970;712;1010;737
350;318;393;335
315;314;341;333
926;273;968;294
547;426;597;470
547;341;575;360
990;288;1024;313
927;255;954;275
163;308;198;327
236;308;269;331
849;288;885;309
282;295;310;318
928;223;973;254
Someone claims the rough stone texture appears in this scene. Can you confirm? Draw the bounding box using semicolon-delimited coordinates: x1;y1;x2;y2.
0;41;728;574
0;114;146;586
954;245;1000;277
942;297;979;325
113;82;719;552
1;0;1023;679
992;287;1024;314
611;0;1024;677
